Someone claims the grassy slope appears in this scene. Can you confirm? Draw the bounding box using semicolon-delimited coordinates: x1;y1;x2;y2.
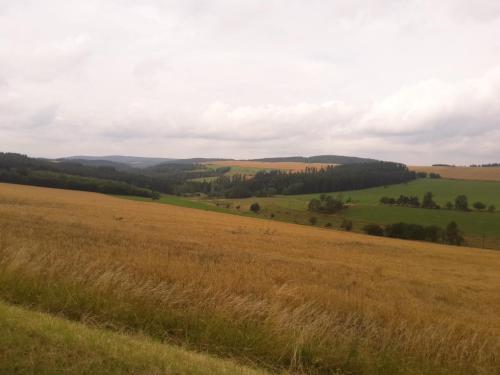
0;300;266;375
1;183;500;375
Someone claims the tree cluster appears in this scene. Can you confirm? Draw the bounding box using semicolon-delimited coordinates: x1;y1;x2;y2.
363;221;465;245
380;192;439;209
308;194;345;214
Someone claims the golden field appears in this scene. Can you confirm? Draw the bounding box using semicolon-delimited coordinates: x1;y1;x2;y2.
205;160;336;172
0;183;499;374
410;166;500;181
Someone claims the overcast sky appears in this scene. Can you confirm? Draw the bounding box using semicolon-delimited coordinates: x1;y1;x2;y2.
1;0;500;164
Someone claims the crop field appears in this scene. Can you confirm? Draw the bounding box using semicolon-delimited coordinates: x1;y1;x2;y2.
205;160;336;173
196;178;500;249
1;183;500;374
410;166;500;181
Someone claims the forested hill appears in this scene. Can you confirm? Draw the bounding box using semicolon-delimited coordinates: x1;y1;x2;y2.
250;155;379;164
64;154;378;167
0;153;227;197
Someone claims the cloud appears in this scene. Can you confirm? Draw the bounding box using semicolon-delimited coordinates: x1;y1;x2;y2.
0;1;500;164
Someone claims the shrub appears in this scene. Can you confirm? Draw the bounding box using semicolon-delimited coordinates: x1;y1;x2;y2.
429;173;441;179
488;205;496;213
324;222;332;228
341;219;353;231
473;202;486;211
249;203;260;213
363;224;384;236
309;217;318;226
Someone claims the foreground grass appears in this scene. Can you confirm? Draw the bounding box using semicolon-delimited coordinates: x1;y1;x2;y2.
1;183;499;374
0;300;267;375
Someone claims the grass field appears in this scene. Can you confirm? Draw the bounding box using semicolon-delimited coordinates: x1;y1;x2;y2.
0;300;266;375
410;166;500;181
1;183;499;374
208;178;500;249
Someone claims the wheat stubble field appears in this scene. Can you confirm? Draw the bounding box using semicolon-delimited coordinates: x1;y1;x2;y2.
205;160;335;172
0;183;499;374
410;166;500;181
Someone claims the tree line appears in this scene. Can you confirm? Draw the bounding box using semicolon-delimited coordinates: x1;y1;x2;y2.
363;221;465;245
380;192;496;212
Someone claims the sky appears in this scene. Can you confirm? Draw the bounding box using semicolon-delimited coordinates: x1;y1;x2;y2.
1;0;500;164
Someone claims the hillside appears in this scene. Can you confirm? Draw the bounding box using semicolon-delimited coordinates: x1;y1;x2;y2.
1;183;499;374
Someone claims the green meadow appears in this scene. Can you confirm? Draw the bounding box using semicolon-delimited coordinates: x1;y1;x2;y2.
117;178;500;249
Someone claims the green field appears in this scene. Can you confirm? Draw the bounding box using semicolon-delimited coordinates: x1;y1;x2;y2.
117;179;500;249
198;179;500;249
300;178;500;207
0;300;266;375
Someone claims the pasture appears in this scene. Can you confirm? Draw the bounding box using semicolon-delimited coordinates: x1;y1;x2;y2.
1;183;499;374
200;178;500;249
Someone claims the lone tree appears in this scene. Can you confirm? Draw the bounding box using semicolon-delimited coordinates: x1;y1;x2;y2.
454;195;469;211
249;202;261;213
473;201;486;211
444;221;464;245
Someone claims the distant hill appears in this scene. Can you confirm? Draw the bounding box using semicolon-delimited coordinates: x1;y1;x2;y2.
64;155;177;168
155;158;233;165
57;158;135;171
250;155;379;164
63;155;378;167
64;156;232;168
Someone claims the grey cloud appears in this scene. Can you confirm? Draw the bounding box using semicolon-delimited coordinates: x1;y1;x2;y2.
1;1;500;164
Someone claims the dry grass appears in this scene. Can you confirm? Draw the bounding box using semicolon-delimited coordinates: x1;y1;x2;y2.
410;166;500;181
205;160;336;172
0;183;499;374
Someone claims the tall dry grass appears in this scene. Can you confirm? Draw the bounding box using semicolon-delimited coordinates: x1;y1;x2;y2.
0;183;499;374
